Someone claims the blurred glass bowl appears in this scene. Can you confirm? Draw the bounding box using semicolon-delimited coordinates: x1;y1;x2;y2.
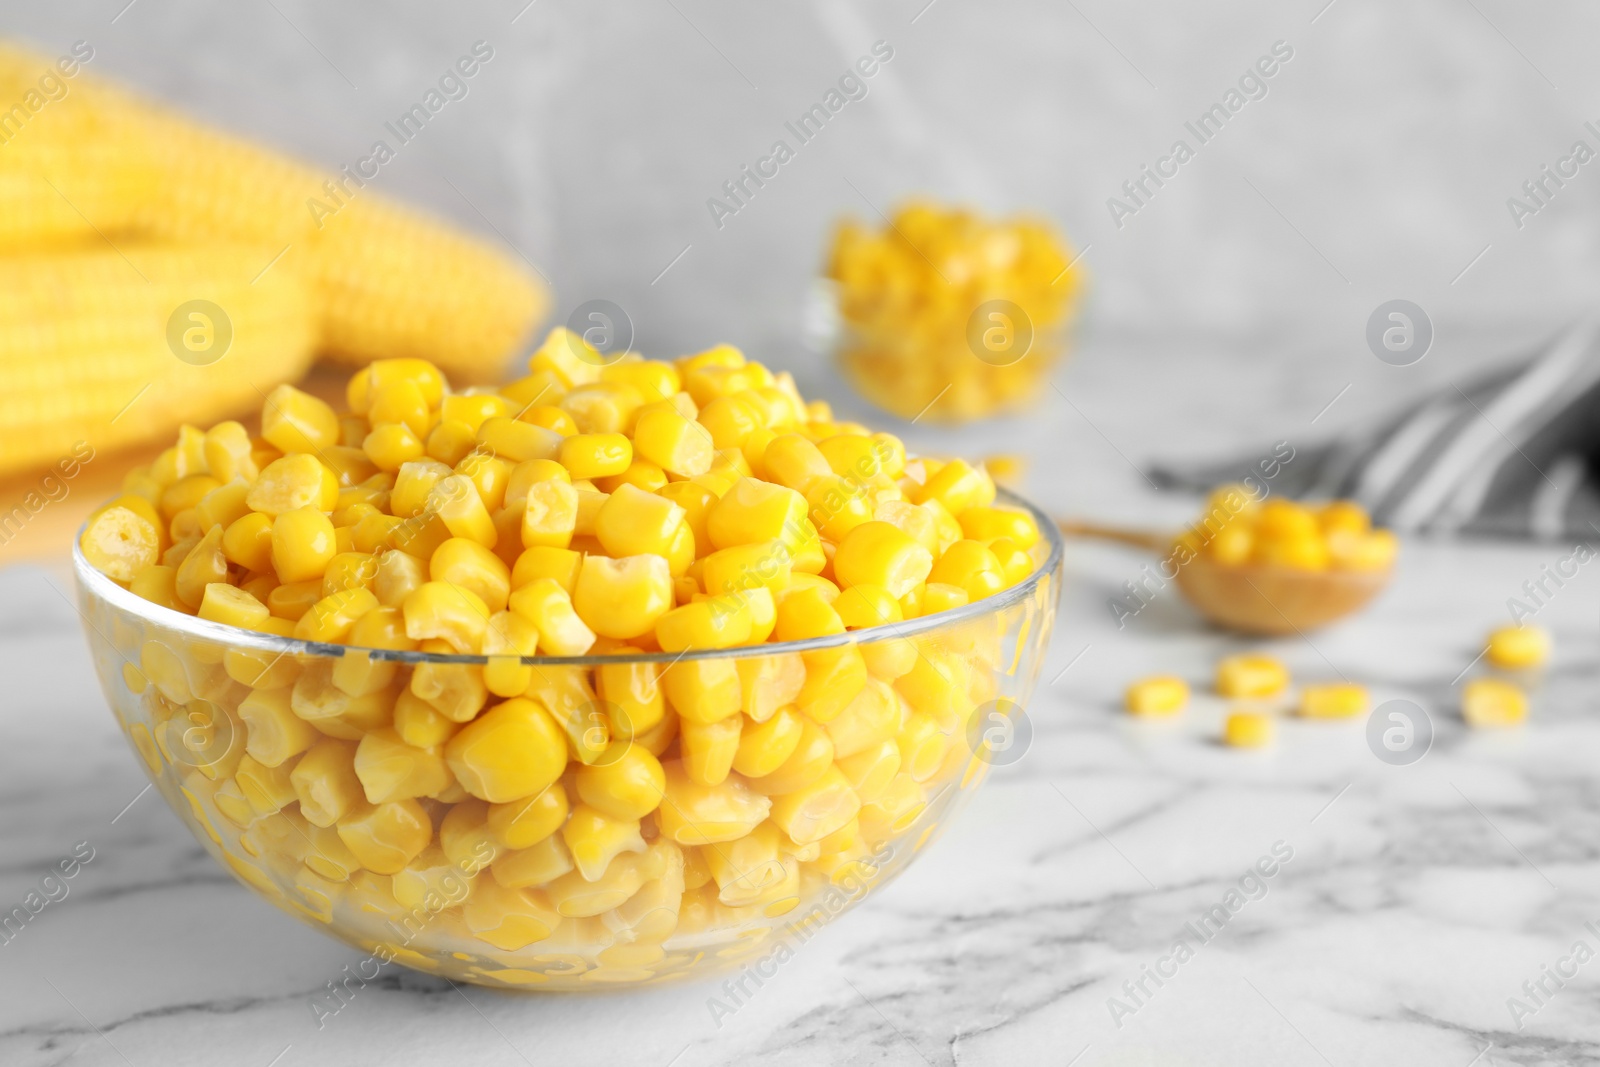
74;489;1062;990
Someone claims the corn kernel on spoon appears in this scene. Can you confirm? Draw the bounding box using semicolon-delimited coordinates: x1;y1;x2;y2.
1057;519;1393;635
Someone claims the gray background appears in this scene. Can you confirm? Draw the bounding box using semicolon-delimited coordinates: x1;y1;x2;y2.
8;0;1597;513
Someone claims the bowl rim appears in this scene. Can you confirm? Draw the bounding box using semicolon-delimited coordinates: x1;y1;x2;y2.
73;485;1063;667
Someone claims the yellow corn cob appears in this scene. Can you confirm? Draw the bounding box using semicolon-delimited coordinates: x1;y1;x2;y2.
0;243;315;477
0;43;545;382
0;43;160;248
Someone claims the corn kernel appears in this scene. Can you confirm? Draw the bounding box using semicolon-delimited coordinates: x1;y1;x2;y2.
545;848;661;917
732;708;804;778
511;546;583;593
592;483;686;560
236;754;299;814
798;475;872;545
735;654;805;723
291;738;364;826
1486;625;1550;671
439;799;503;873
1223;711;1274;748
1253;534;1330;571
1216;654;1290;698
1298;683;1369;719
559;433;632;480
826;678;899;758
521;479;579;550
261;383;340;456
747;718;834;795
798;645;868;722
303;822;363;881
561;804;647;881
834;521;934;598
572;554;673;640
463;876;561;950
508;578;596;655
337;799;432;875
481;610;540;697
833;584;902;629
390;460;452;518
80;505;161;582
1125;676;1189;716
445;697;568;803
441;393;512;431
1337;528;1399;571
292;663;393;738
204;421;259;483
707;478;808;550
656;763;771;844
373;549;426;608
410;651;489;723
175;526;229;608
268;580;321;622
238;686;320;767
193;481;251;534
988;538;1034;586
681;715;742;786
391;687;460;749
198;584;270;630
267;507;337;585
363;423;425;473
768;766;860;845
472;416;561;465
912;459;993;515
403;581;489;654
492;833;575;889
354;727;452;803
775;587;845;642
248;454;338;516
428;475;496;547
929;540;1006;603
857;773;927;842
837;739;901;802
655;596;752;652
703;822;790;907
488;783;570;850
430;537;510;613
294;588;379;643
1462;678;1528;727
634;403;714;477
576;745;666;821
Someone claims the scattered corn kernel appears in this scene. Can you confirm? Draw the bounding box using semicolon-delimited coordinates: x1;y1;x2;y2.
1223;711;1274;748
1125;676;1188;716
1216;654;1290;699
1298;683;1369;719
1485;625;1550;671
1462;678;1528;728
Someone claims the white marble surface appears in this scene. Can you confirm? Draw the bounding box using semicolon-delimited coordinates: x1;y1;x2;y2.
3;332;1598;1066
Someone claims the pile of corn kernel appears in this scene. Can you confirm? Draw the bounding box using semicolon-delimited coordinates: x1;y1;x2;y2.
1177;488;1398;572
80;330;1047;963
826;202;1081;424
1124;623;1550;747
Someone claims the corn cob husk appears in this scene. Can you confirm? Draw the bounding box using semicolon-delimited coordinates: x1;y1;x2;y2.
0;243;316;477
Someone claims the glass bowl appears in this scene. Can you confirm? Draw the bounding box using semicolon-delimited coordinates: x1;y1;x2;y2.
73;488;1063;991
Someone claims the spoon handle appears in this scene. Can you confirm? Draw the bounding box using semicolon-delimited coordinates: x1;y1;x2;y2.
1055;519;1172;553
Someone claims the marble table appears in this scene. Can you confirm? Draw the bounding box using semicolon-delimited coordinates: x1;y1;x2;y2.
3;334;1596;1066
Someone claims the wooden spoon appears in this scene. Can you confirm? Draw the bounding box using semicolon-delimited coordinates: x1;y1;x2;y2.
1057;520;1393;636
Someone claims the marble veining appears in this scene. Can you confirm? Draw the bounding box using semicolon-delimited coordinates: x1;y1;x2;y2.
5;337;1600;1065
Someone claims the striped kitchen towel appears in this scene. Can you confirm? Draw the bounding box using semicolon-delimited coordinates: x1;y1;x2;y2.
1149;320;1600;540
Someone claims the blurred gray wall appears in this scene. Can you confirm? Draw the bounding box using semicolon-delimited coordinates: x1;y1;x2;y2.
9;0;1598;395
